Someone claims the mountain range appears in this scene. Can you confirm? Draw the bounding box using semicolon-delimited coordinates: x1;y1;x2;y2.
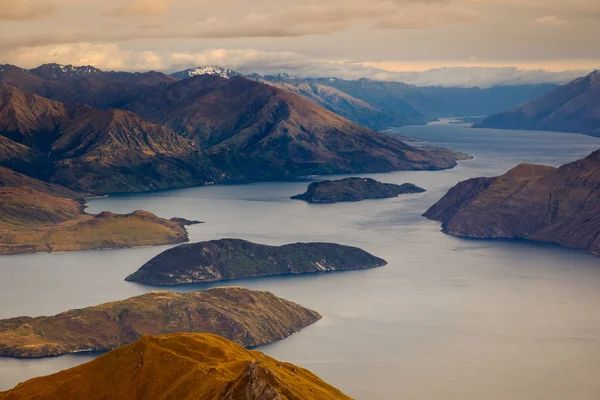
165;65;559;130
0;63;469;194
475;70;600;137
0;84;221;193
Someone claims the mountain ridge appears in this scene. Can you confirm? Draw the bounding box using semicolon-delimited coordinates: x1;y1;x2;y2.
475;71;600;136
424;150;600;256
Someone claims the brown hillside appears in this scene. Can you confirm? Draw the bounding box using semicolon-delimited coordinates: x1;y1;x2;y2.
0;287;321;358
424;150;600;256
0;333;352;400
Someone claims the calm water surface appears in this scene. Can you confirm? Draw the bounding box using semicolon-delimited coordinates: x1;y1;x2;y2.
1;123;600;399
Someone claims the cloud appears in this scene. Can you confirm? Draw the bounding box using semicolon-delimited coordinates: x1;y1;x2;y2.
533;16;568;26
193;1;483;38
0;1;484;51
0;43;167;71
376;3;482;29
105;0;175;17
0;0;57;20
0;43;589;87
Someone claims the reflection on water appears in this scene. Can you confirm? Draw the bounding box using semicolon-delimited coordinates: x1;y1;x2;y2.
1;125;599;399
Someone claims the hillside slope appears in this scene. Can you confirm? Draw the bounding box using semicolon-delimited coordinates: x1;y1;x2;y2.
0;333;352;400
424;150;600;256
126;75;464;180
0;288;321;358
0;84;222;193
475;71;600;136
0;167;197;255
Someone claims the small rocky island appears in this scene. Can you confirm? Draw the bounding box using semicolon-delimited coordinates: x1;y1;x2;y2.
291;177;426;204
424;149;600;256
0;287;321;358
126;238;388;285
0;334;352;400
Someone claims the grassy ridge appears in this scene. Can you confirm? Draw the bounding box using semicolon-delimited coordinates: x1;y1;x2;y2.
0;333;352;399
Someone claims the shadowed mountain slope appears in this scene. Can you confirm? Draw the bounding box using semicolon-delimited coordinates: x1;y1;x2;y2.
424;150;600;256
475;71;600;136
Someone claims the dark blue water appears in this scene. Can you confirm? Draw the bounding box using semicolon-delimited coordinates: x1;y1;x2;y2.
1;123;599;399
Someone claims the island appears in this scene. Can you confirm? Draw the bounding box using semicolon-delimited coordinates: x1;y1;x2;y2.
291;177;426;204
0;167;201;255
0;287;321;358
424;149;600;256
0;333;352;400
125;238;388;285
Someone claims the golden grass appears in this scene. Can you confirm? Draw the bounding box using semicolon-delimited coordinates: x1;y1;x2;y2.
0;333;353;400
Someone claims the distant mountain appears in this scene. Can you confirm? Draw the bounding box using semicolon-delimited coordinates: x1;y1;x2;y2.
125;75;465;180
170;66;558;130
304;77;558;124
0;64;469;191
424;150;600;256
475;71;600;136
171;65;241;80
0;84;222;193
0;333;352;399
0;63;176;109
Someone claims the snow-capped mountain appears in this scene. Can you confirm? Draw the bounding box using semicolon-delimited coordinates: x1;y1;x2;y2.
29;63;104;79
171;66;241;80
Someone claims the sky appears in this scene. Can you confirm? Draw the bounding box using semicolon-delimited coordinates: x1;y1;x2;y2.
0;0;599;87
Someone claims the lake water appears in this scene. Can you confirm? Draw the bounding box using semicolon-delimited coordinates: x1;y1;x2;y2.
1;123;600;399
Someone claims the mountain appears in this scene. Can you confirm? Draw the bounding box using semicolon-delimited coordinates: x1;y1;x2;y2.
424;150;600;256
0;333;352;400
171;65;241;80
306;77;559;124
291;177;425;203
475;71;600;136
125;75;466;180
125;238;387;285
0;287;320;358
169;66;557;130
0;63;176;109
258;77;393;130
0;84;223;193
0;166;200;255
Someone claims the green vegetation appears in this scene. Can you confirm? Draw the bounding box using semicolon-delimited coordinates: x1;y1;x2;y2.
292;177;426;203
126;238;387;285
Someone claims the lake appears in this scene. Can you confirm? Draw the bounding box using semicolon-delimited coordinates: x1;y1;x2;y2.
1;123;599;399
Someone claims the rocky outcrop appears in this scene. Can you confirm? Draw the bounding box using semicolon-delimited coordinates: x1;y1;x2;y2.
475;70;600;137
126;238;388;285
0;288;321;358
0;333;352;399
292;177;426;203
424;150;600;255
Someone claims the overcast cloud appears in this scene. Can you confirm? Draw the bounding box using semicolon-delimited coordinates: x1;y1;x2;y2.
0;0;597;87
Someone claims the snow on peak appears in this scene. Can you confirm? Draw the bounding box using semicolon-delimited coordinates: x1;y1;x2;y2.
172;66;240;79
